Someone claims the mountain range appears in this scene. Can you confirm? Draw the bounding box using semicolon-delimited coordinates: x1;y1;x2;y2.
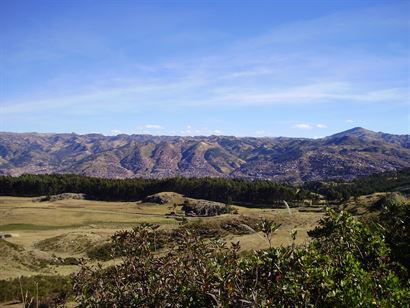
0;127;409;183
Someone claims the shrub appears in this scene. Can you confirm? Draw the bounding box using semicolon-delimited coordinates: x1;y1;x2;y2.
86;242;114;261
182;201;233;216
87;225;171;261
377;193;410;275
73;210;410;307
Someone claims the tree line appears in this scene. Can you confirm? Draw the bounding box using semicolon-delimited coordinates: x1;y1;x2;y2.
1;168;408;204
304;167;410;200
0;174;302;204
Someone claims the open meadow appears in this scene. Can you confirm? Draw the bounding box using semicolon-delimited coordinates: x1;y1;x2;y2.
0;189;408;307
0;195;324;280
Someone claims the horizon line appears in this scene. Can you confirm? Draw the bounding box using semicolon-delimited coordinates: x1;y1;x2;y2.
0;127;407;139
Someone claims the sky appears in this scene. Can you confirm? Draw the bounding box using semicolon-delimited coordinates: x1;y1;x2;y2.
0;0;409;138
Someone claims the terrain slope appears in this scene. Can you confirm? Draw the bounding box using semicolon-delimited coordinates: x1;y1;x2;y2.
0;127;409;182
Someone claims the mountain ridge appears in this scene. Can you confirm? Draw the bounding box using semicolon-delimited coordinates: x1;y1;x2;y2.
0;128;409;183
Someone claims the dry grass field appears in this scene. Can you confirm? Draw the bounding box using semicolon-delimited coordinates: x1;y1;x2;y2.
0;195;324;281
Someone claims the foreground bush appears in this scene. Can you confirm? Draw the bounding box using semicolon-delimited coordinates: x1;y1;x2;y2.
73;210;409;307
377;193;410;275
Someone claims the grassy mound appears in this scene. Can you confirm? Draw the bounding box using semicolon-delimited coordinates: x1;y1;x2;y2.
0;239;24;256
143;192;185;205
0;240;50;273
34;232;107;254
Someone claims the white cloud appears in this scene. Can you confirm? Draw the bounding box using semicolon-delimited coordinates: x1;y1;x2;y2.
110;129;122;135
2;80;404;117
144;124;162;129
134;124;164;135
345;119;354;123
219;68;273;80
293;123;312;129
294;123;327;130
178;127;223;136
210;83;406;107
180;125;194;135
180;129;192;135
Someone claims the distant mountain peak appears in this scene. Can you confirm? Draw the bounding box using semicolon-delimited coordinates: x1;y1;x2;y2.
346;126;368;133
0;129;409;182
327;127;378;139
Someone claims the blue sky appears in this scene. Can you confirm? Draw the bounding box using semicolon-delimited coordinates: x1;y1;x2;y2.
0;0;408;138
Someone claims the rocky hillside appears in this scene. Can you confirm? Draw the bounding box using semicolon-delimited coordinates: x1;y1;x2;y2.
0;128;409;183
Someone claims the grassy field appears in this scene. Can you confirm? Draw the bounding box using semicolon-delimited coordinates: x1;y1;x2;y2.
1;191;406;306
0;195;325;281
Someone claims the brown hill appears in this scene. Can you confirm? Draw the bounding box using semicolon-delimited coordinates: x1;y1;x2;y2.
0;128;409;182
